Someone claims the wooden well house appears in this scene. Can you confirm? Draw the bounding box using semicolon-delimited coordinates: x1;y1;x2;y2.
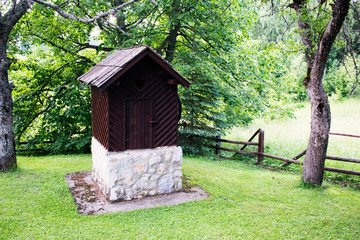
78;45;190;201
79;45;190;151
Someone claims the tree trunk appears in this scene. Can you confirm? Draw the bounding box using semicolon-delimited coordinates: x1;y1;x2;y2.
290;0;351;185
156;0;182;62
302;75;331;185
112;0;126;46
0;43;16;171
0;0;32;171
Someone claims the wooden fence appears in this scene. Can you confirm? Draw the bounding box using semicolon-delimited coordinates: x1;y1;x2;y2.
213;129;360;176
16;140;55;152
212;129;264;164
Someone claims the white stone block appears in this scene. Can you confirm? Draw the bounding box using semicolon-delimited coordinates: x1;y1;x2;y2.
91;137;183;201
156;163;167;175
158;174;175;194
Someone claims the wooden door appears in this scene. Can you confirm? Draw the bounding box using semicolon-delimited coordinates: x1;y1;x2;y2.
125;99;155;150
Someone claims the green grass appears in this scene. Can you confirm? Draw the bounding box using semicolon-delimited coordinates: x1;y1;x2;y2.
1;154;360;239
225;98;360;183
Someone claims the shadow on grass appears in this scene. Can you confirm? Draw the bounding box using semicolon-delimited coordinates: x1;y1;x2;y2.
296;180;327;190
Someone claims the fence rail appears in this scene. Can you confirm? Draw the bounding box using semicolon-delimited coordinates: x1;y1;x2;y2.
329;132;360;138
213;129;265;164
213;130;360;177
16;141;55;152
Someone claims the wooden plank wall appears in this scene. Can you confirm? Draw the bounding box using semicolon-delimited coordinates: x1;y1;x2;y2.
153;79;178;148
104;56;179;151
125;99;155;150
91;86;109;149
92;55;179;151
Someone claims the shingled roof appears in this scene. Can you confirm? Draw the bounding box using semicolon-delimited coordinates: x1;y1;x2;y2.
78;45;190;90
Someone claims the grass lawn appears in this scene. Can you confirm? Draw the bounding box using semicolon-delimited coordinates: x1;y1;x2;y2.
1;154;360;239
226;98;360;183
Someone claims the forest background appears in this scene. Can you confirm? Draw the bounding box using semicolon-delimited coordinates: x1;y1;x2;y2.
7;0;360;155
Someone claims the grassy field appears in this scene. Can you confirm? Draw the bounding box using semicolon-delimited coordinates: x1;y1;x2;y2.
225;98;360;183
1;154;360;239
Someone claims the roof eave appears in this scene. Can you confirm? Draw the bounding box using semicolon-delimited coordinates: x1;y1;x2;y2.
78;45;191;90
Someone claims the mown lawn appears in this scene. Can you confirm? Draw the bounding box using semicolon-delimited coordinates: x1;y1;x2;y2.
1;154;360;239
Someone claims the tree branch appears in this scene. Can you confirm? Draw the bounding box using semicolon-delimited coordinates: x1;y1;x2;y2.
33;0;140;23
58;0;70;8
57;36;115;52
316;0;351;69
33;0;142;36
29;33;94;64
1;0;31;35
17;79;73;142
16;62;72;141
289;0;316;65
78;43;114;52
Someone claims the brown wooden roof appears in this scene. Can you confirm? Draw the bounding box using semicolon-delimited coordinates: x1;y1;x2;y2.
78;45;191;90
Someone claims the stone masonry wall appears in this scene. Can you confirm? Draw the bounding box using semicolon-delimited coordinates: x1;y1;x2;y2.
91;137;183;202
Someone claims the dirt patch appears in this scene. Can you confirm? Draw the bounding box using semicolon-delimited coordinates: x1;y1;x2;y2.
65;171;210;215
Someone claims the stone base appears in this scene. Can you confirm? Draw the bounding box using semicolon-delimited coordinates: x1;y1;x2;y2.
66;171;209;215
91;138;183;202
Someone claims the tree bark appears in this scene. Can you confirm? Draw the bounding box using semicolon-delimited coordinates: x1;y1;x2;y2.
0;51;16;171
290;0;350;185
302;73;331;185
0;0;31;171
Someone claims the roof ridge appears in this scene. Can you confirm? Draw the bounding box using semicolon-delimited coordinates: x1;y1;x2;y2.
115;45;149;51
78;45;191;89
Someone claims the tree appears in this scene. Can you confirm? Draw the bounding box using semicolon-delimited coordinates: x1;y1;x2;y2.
0;0;140;171
11;0;293;155
119;0;295;153
286;0;351;185
0;0;29;171
5;0;296;162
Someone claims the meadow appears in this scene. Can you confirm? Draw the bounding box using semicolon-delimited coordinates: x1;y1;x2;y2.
226;98;360;184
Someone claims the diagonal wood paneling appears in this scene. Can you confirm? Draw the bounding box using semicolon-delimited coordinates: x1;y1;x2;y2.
154;81;178;147
91;86;109;149
94;56;180;151
108;87;126;151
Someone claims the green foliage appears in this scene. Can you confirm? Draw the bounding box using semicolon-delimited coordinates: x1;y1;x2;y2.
5;0;360;157
9;1;110;153
9;0;300;154
176;38;298;154
321;3;360;98
323;59;348;97
10;47;93;153
254;1;360;102
251;2;311;103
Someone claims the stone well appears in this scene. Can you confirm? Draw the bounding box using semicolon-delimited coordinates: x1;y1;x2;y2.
91;138;183;202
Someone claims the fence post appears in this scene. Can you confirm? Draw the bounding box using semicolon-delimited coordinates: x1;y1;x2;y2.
216;134;221;155
257;130;264;165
